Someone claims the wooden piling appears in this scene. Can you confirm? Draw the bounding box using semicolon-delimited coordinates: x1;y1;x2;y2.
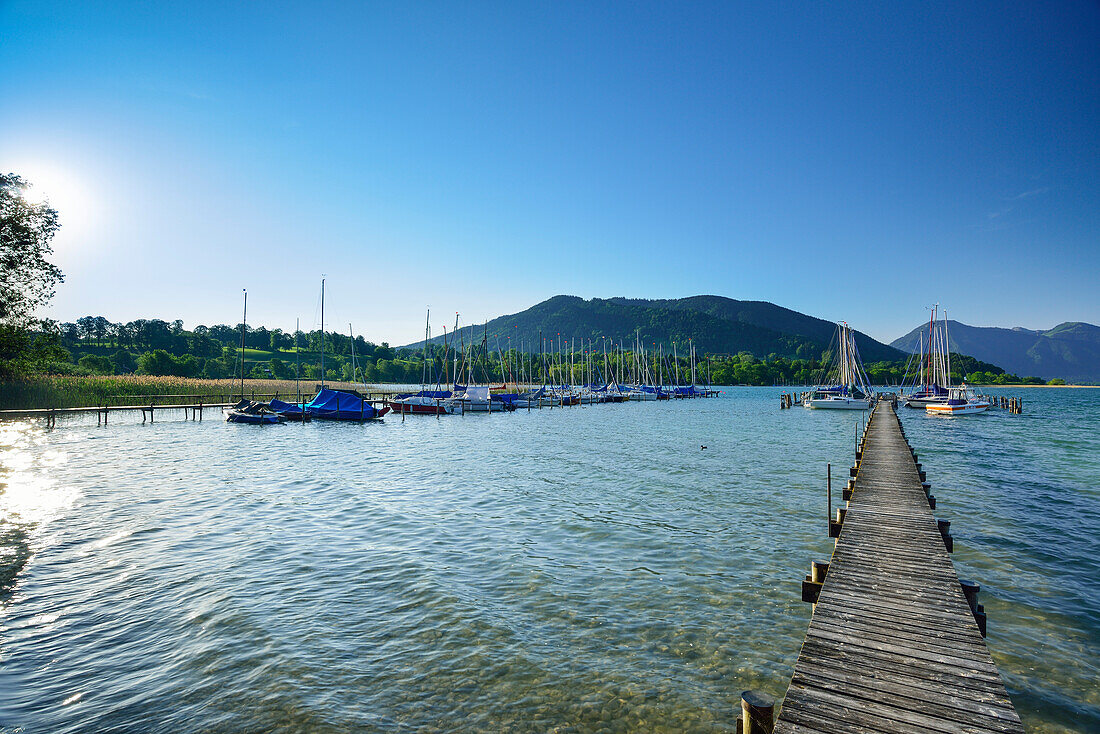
937;518;953;552
740;690;774;734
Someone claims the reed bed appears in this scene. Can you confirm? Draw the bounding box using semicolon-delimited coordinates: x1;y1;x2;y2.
0;375;384;411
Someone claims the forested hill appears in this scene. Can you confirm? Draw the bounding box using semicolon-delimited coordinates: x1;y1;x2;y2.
891;320;1100;383
609;295;903;362
401;295;905;362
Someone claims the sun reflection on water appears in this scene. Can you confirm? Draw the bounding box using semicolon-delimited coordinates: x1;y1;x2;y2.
0;422;76;527
1;421;78;601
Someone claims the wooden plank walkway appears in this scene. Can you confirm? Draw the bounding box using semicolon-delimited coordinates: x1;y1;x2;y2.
0;403;235;417
774;402;1023;733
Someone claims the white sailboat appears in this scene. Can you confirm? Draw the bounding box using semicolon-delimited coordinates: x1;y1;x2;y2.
925;385;991;415
803;322;873;410
900;305;951;408
920;311;991;416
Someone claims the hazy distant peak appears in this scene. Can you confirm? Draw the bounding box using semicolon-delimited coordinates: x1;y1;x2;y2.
891;319;1099;382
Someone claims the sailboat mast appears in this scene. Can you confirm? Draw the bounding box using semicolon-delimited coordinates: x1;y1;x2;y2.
927;305;936;387
295;317;300;402
842;325;850;387
441;325;448;390
918;331;924;388
320;278;326;389
240;288;247;399
349;323;357;383
943;311;952;387
689;340;694;387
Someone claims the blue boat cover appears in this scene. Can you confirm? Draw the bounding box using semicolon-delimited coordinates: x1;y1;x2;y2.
306;388;381;420
269;398;305;414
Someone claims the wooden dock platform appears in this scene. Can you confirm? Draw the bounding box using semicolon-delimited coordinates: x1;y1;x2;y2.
773;401;1023;733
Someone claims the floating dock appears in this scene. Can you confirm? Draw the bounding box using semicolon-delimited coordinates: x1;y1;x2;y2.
773;401;1023;733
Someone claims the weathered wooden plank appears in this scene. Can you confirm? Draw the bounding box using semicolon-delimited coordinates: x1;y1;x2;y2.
796;640;1016;698
804;625;999;675
792;665;1023;726
784;680;1014;734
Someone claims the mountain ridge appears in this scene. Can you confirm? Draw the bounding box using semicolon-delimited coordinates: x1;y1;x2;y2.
400;294;906;363
890;320;1100;383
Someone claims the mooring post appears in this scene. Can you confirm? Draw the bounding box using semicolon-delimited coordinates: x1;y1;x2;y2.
827;463;832;535
937;519;953;552
740;690;775;734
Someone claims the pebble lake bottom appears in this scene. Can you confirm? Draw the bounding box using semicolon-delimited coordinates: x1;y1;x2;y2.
0;387;1096;733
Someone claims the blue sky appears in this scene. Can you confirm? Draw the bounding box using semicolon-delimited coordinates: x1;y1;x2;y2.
2;1;1098;345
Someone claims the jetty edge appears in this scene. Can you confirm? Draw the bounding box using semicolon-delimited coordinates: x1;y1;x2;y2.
759;400;1024;733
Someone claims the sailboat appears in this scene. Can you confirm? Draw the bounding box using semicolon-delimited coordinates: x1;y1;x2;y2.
919;310;991;416
302;277;390;421
803;322;873;410
925;385;992;415
224;288;285;423
900;305;950;408
451;320;514;412
390;310;463;415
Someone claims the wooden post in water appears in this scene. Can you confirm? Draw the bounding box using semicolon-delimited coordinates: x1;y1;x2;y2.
826;463;832;536
937;519;953;552
740;690;774;734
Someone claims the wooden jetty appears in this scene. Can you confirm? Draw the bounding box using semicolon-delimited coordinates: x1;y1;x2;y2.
0;402;236;427
764;401;1023;733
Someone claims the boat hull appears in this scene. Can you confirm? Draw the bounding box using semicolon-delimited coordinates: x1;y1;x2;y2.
224;410;284;424
903;395;947;408
460;401;515;412
389;399;460;415
925;401;990;415
804;397;870;410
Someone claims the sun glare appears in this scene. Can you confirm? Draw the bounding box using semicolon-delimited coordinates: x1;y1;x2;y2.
12;162;98;234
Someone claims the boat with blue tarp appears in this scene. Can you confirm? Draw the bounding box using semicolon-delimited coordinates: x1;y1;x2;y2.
268;399;311;421
306;388;390;421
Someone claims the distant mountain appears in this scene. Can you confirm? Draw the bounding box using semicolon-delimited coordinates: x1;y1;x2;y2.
400;295;906;363
890;320;1100;383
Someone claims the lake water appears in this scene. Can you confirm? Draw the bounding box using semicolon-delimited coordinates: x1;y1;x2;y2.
1;387;1097;732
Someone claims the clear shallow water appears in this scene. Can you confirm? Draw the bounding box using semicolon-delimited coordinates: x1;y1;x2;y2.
0;388;1096;732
